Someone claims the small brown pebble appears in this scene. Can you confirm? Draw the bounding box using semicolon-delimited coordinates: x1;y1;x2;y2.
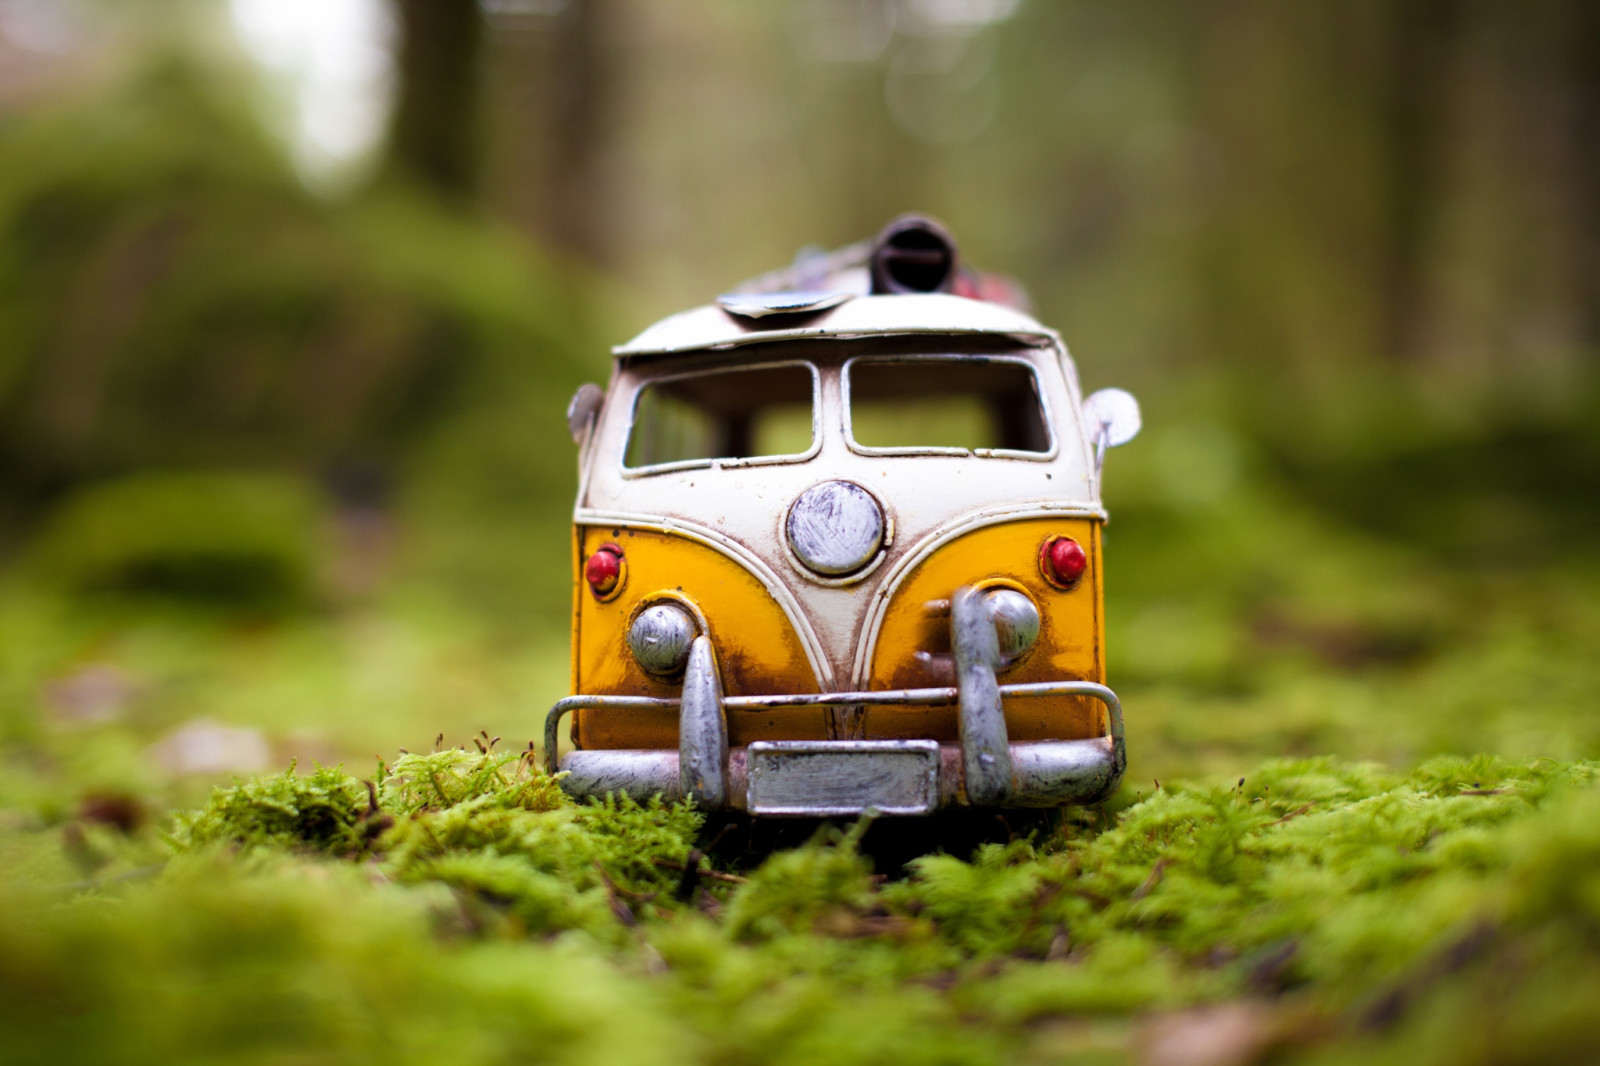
78;792;146;834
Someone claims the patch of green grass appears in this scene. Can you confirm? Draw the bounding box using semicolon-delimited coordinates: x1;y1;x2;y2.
5;747;1596;1064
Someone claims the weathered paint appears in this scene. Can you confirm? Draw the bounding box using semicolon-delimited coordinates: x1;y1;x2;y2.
613;292;1059;358
626;602;698;676
581;338;1100;685
569;291;1121;773
574;515;1104;751
746;740;940;816
566;382;604;442
864;516;1105;743
568;523;583;700
574;526;822;751
984;587;1041;663
678;636;729;807
785;479;885;577
558;222;1141;812
950;584;1013;805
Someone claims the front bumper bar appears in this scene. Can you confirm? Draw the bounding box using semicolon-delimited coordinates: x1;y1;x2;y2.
544;678;1125;814
547;586;1124;816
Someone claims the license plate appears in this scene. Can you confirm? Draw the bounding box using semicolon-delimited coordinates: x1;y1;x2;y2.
745;740;940;817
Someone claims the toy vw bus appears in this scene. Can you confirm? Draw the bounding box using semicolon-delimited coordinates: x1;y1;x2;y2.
548;216;1140;817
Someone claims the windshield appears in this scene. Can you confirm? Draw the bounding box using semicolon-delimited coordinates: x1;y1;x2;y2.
624;361;817;472
844;356;1052;457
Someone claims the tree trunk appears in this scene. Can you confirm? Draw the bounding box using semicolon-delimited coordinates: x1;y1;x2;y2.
1379;0;1463;362
387;0;486;199
1568;0;1600;356
542;0;611;262
481;0;614;263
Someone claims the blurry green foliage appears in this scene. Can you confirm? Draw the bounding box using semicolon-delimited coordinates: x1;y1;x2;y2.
0;56;608;615
26;471;320;608
0;56;572;483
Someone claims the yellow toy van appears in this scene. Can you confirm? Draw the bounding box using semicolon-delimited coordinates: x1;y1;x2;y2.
547;216;1140;817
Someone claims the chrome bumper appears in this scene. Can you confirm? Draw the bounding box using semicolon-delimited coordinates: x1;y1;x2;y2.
545;587;1125;816
544;678;1125;815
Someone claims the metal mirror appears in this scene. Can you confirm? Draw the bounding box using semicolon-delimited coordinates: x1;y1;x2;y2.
567;382;604;444
1083;387;1141;473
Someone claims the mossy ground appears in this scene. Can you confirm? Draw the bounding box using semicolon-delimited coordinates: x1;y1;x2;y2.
8;745;1600;1065
4;445;1600;1064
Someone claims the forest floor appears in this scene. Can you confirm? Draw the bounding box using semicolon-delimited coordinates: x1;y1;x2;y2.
3;462;1599;1066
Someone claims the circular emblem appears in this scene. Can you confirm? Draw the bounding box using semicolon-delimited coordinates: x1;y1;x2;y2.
786;481;885;577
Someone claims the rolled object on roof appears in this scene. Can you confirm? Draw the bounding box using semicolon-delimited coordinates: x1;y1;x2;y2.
723;213;1031;311
869;214;960;295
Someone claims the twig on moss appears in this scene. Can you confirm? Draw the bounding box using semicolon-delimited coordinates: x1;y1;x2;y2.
654;857;748;886
1266;803;1315;826
1130;858;1170;901
594;863;638;927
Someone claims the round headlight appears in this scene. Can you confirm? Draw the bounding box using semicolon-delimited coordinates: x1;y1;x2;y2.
786;480;885;577
628;603;698;677
984;588;1040;666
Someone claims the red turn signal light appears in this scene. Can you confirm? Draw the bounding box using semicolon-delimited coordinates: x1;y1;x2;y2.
1039;536;1087;589
584;543;625;600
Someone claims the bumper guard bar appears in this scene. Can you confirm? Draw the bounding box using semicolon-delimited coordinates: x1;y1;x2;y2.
546;584;1125;814
544;678;1124;812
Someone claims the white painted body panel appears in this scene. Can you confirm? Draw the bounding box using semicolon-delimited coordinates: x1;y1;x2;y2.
614;293;1059;357
578;294;1105;690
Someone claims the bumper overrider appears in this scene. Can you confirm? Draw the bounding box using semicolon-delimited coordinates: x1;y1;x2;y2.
545;587;1126;816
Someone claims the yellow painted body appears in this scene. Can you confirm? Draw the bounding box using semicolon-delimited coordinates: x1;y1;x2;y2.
571;516;1106;750
865;516;1105;742
573;526;821;751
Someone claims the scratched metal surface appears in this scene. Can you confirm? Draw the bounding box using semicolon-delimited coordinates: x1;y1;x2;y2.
745;740;940;816
612;292;1057;356
547;680;1125;810
785;480;885;576
577;337;1102;687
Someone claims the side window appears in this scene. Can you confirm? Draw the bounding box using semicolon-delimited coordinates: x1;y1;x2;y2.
625;362;817;472
845;357;1053;456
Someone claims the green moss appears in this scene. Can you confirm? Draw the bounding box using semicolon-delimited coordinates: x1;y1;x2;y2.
174;763;371;855
723;822;878;942
59;750;1587;1062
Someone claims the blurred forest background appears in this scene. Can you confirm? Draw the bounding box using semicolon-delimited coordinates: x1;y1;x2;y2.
4;5;1600;1064
1;0;1598;806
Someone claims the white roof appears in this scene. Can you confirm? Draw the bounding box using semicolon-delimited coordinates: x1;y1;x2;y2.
613;293;1060;357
